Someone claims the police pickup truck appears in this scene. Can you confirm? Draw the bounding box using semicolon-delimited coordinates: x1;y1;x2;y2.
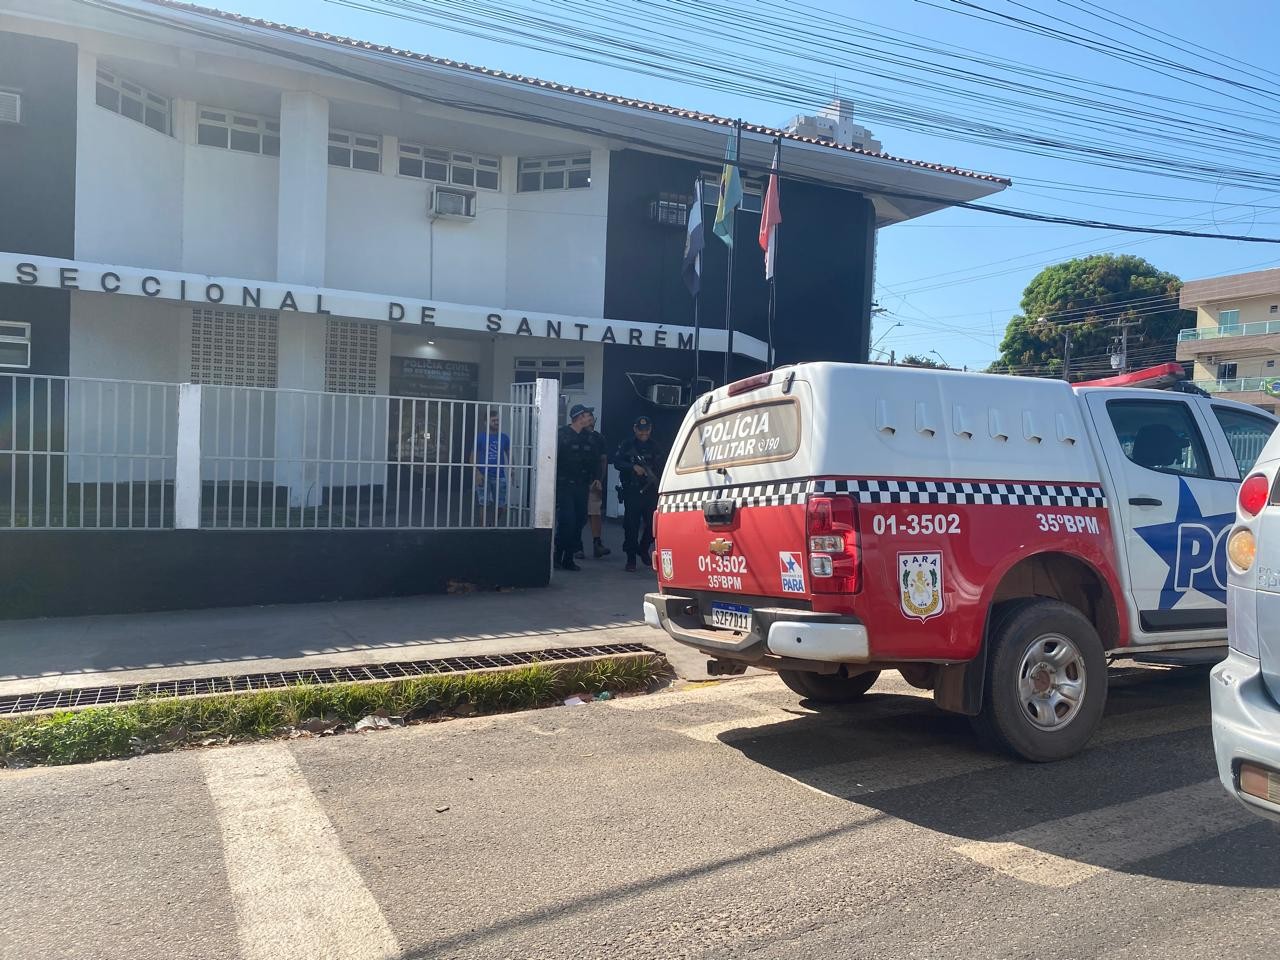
644;362;1277;761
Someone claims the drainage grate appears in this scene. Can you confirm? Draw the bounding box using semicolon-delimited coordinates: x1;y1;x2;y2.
0;643;657;716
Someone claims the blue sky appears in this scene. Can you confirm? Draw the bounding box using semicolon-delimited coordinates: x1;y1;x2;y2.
217;0;1280;371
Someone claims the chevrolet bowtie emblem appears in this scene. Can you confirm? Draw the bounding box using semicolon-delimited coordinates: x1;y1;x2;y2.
708;538;734;556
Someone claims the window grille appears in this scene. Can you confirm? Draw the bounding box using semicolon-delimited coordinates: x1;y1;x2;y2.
0;321;30;369
700;173;764;213
514;357;585;391
191;308;278;387
95;66;170;135
517;155;591;192
329;130;382;172
197;106;280;156
399;143;500;190
324;318;379;394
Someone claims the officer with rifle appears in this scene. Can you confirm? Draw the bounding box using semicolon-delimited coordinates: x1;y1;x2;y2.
612;416;665;572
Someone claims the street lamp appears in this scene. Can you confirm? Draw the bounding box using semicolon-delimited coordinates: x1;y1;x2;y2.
871;321;903;353
929;349;949;368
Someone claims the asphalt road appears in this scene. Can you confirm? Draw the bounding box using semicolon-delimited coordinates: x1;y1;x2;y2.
2;666;1278;960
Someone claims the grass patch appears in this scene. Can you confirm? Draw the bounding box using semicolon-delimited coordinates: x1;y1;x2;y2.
0;654;669;768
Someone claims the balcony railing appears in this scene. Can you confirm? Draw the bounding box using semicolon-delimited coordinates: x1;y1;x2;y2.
1179;320;1280;342
1191;377;1278;395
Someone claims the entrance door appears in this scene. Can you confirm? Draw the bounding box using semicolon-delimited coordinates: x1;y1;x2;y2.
1083;391;1238;638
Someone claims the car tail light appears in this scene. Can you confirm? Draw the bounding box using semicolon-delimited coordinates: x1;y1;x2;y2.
1228;527;1257;573
806;494;860;594
1239;473;1270;518
727;372;773;396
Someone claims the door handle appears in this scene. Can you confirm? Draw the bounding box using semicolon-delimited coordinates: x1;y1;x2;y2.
1128;497;1163;507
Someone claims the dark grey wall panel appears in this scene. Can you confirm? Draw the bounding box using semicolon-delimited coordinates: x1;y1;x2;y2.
0;31;78;376
0;529;552;619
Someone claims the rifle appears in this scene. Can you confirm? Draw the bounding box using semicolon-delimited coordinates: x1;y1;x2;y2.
627;452;660;493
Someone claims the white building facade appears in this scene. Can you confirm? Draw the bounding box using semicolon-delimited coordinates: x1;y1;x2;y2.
0;0;1007;616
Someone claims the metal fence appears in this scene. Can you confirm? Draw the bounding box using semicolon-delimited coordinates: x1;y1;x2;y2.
1;373;178;529
198;385;538;530
2;373;545;531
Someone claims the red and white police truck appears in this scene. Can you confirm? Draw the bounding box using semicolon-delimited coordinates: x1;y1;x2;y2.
644;362;1277;760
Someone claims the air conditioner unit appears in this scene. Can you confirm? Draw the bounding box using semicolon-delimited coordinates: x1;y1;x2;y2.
648;383;682;406
431;186;476;220
0;91;20;125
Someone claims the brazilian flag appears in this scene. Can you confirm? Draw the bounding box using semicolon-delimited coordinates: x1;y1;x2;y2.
712;134;743;248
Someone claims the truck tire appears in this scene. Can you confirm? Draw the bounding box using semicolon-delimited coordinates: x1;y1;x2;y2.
971;599;1107;762
779;668;881;703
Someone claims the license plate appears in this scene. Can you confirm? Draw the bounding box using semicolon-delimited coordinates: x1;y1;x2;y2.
710;602;752;633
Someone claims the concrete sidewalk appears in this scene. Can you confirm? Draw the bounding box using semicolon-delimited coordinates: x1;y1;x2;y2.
0;557;710;698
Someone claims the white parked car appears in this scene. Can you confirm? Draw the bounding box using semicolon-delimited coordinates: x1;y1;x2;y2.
1213;431;1280;820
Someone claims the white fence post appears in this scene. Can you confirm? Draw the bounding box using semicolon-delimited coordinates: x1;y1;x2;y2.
532;377;559;530
174;383;202;530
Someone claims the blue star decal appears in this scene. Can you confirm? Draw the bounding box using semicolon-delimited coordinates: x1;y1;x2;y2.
1134;478;1234;609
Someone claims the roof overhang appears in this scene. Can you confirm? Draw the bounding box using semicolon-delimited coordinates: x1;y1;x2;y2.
13;0;1009;226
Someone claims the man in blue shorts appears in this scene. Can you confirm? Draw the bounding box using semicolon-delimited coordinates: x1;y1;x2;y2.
471;408;511;526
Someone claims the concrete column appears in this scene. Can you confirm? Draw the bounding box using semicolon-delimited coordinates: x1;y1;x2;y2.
276;91;329;286
274;93;330;509
533;378;559;530
174;383;202;529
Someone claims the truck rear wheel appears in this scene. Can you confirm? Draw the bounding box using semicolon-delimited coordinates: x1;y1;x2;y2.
972;599;1107;762
779;668;881;703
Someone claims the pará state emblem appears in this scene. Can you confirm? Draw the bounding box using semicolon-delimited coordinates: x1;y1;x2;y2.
899;552;944;622
660;549;674;581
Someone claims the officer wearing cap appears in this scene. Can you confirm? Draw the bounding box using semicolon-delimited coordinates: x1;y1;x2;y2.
555;403;598;571
611;415;665;572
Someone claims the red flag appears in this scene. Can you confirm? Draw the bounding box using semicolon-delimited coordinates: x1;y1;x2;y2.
758;142;782;280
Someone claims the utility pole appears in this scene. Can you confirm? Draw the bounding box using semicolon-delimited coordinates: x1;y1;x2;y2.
1109;318;1141;372
1036;316;1073;381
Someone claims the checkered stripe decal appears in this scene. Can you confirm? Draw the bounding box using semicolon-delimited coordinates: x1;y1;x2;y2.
658;479;1108;512
811;479;1108;509
658;482;807;513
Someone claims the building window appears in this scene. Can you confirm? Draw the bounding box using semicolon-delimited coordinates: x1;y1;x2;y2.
514;357;585;391
197;107;280;157
329;130;381;172
518;156;591;192
95;66;170;135
1219;309;1241;325
399;143;500;190
701;173;764;213
191;308;278;387
1218;362;1238;380
324;318;379;394
0;321;31;369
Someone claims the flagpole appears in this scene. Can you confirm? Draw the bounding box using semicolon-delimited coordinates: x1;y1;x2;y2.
722;119;741;386
766;136;780;370
692;275;701;391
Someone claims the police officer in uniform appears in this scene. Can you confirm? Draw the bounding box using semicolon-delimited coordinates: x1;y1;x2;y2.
612;416;665;572
555;403;597;571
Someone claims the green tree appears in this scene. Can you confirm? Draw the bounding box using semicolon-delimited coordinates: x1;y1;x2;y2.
990;254;1194;379
900;353;946;368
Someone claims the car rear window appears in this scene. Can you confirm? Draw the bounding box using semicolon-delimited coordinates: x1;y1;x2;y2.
675;399;801;472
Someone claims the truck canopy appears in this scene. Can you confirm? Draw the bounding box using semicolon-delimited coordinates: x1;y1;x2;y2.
663;363;1105;493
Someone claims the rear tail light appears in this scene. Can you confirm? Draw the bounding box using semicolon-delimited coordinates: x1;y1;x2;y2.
806;494;861;594
727;372;773;396
1228;527;1257;573
1239;473;1270;518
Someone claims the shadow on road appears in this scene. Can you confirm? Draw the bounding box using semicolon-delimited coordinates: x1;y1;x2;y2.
719;665;1280;888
